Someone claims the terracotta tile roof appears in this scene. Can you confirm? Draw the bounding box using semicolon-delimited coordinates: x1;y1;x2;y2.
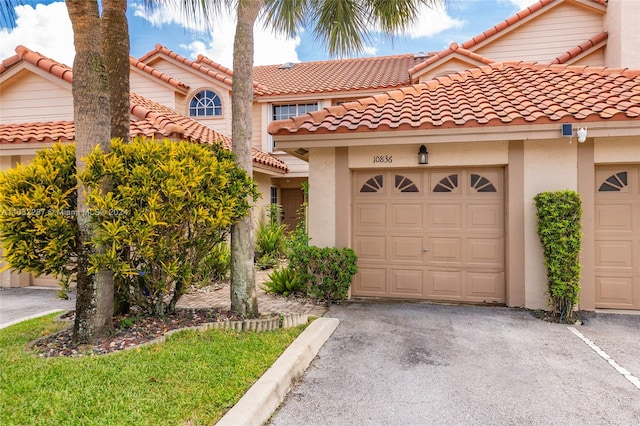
408;42;494;78
194;54;234;78
0;46;288;173
0;45;72;82
253;54;423;97
551;32;608;64
139;44;267;91
0;121;75;144
130;56;189;93
268;62;640;136
461;0;607;50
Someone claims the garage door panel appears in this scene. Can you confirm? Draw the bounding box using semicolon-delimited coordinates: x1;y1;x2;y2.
390;236;423;262
466;272;505;302
467;238;504;267
354;236;386;261
467;204;503;231
391;203;423;228
595;204;633;232
468;169;503;195
390;269;423;296
353;267;387;296
426;270;462;298
428;237;461;264
428;204;462;230
355;204;386;228
595;240;634;270
596;276;634;308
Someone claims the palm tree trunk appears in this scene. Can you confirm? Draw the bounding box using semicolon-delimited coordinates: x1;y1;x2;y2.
102;0;130;143
66;0;114;343
230;0;263;318
102;0;130;315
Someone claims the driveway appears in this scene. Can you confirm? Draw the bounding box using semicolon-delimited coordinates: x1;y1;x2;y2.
0;287;75;327
270;302;640;425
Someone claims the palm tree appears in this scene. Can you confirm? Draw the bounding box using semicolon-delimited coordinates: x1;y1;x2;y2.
66;0;114;343
158;0;445;318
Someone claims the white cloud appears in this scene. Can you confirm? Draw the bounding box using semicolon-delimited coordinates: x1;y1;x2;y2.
406;3;464;38
0;2;74;66
133;3;300;67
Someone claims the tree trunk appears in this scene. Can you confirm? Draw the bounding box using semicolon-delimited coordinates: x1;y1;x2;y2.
66;0;114;344
101;0;131;315
230;0;263;318
102;0;130;143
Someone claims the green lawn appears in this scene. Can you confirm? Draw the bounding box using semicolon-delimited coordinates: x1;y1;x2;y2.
0;313;305;425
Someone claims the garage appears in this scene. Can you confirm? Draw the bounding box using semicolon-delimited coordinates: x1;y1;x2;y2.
595;165;640;309
352;168;505;303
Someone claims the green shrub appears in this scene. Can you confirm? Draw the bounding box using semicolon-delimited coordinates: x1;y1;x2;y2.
0;143;77;294
261;266;303;297
82;137;258;316
197;241;231;284
0;139;257;316
290;246;358;302
255;204;288;269
534;190;582;321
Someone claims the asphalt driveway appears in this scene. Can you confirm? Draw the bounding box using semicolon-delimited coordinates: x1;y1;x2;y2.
270;302;640;426
0;287;75;328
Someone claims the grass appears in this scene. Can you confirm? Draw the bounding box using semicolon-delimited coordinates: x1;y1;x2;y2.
0;313;306;425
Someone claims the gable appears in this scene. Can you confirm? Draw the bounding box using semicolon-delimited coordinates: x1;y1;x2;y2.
0;68;73;124
472;2;605;64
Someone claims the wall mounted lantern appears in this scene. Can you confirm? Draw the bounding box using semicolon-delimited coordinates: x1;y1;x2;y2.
418;145;429;165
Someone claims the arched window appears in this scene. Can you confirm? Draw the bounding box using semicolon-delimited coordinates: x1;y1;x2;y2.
189;90;222;117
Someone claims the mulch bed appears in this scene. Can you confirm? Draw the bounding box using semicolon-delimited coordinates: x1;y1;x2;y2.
31;309;241;358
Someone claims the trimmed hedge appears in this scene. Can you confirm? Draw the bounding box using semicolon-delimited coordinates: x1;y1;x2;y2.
533;190;582;320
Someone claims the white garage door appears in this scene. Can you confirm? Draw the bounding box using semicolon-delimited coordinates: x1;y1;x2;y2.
352;168;505;303
595;166;640;309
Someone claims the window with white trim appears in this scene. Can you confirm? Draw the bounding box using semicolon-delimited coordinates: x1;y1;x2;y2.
189;90;222;117
269;102;318;151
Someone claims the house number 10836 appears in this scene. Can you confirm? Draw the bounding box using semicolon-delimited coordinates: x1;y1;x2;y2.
373;155;392;163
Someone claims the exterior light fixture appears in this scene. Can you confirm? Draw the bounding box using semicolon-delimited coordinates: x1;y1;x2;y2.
418;145;429;165
577;127;587;143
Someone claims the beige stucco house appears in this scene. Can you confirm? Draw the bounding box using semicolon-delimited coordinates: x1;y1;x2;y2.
267;0;640;311
2;0;639;312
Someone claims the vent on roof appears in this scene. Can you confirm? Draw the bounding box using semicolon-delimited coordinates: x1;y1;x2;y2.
413;52;428;59
279;62;296;69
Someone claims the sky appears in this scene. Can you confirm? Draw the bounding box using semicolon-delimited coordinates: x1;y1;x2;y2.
0;0;539;69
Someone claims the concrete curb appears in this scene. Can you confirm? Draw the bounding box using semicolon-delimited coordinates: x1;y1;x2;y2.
216;317;340;426
0;309;65;330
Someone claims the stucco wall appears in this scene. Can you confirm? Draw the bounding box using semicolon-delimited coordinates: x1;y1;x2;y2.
523;139;577;309
595;137;640;164
308;148;336;248
349;141;508;169
253;173;272;226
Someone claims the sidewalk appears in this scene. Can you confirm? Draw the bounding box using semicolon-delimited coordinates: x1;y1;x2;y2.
177;269;327;317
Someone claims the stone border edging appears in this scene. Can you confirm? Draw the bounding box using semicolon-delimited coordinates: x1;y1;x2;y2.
23;312;312;354
216;317;340;426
